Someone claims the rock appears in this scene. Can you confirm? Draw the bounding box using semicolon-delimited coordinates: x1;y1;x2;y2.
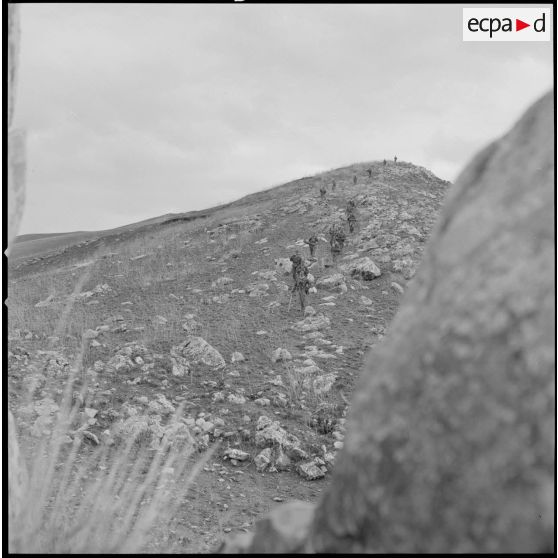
304;305;316;316
342;257;381;280
171;356;190;377
182;317;201;334
305;92;555;553
306;373;337;395
255;416;307;461
171;336;225;369
274;258;293;275
82;329;99;339
255;398;271;407
212;276;234;288
255;448;272;472
224;448;250;462
231;351;245;363
256;330;268;336
227;394;247;405
360;295;373;306
292;314;331;333
219;501;315;553
272;348;292;363
392;257;416;280
153;315;168;326
391;281;405;294
297;460;325;480
246;282;270;297
315;274;345;290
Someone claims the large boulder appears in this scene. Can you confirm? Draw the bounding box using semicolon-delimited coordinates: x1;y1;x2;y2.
340;256;381;280
222;92;555;553
315;273;345;290
171;336;225;369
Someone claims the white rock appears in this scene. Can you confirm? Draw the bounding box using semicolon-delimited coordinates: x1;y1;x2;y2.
231;351;245;363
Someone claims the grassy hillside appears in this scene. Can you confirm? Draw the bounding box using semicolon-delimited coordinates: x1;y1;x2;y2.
7;159;450;552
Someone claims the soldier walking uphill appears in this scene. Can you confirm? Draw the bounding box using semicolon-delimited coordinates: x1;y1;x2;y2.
367;168;372;179
347;209;357;233
332;180;336;192
346;200;358;233
353;175;357;185
305;234;319;259
319;185;326;200
289;254;310;313
394;155;398;164
328;222;346;263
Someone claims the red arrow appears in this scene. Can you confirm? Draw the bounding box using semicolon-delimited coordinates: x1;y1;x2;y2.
516;19;530;31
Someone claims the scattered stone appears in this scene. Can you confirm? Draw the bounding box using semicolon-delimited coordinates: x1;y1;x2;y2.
297;460;325;480
82;329;99;339
315;274;345;290
255;416;307;461
255;448;272;472
341;256;381;280
360;295;373;306
172;336;225;369
212;277;234;288
224;448;250;462
272;348;292;363
153;315;168;326
246;282;270;297
275;258;293;275
292;314;331;333
228;394;247;405
255;398;271;407
231;351;245;363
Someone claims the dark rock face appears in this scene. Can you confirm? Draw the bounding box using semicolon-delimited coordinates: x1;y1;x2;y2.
307;91;554;553
224;92;554;553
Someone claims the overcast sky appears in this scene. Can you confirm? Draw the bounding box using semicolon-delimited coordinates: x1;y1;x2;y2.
13;3;553;235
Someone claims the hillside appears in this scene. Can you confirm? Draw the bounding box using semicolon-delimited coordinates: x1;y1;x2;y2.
7;159;450;552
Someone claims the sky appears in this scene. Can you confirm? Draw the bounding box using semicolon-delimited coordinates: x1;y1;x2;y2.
12;3;554;235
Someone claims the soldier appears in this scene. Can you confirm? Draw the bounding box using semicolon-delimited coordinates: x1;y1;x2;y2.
328;222;346;263
347;211;357;233
383;159;387;166
367;168;372;178
290;253;310;312
353;175;357;185
332;180;336;191
394;155;398;164
305;234;319;258
320;185;326;199
345;199;356;216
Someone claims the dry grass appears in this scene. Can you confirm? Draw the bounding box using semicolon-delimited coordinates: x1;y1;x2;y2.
8;253;210;553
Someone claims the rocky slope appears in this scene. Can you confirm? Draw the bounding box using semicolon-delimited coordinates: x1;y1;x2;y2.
7;159;450;551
